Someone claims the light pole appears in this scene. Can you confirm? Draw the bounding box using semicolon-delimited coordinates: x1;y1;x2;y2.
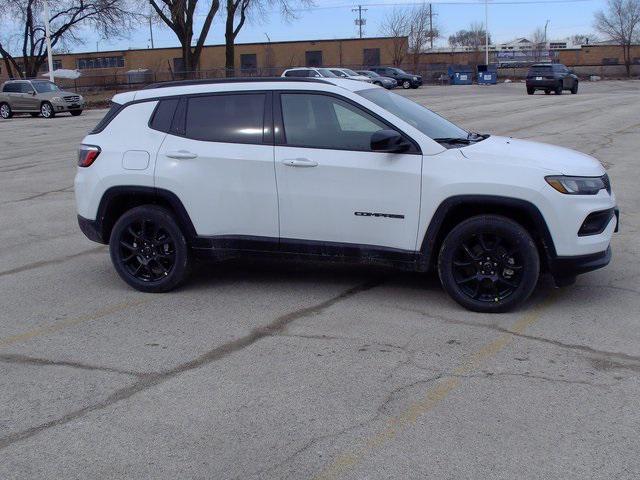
42;0;54;81
484;0;489;65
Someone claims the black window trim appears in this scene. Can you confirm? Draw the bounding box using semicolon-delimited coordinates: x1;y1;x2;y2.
273;90;421;155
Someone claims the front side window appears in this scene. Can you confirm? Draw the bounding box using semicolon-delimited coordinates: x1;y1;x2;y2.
317;68;338;78
32;81;60;93
19;82;34;94
280;93;388;151
185;94;265;144
357;88;468;141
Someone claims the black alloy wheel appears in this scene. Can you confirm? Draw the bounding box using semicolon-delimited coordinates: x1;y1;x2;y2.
109;205;190;292
438;215;539;312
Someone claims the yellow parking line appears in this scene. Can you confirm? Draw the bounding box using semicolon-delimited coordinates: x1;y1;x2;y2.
0;298;150;348
314;294;555;480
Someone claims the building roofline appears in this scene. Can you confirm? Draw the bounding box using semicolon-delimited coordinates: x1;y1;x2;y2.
26;36;406;60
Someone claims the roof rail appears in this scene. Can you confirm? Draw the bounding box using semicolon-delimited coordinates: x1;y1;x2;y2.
142;77;332;90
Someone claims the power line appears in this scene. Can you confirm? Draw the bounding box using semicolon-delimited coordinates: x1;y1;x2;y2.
291;0;592;11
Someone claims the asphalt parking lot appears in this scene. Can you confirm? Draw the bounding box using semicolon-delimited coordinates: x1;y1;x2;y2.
1;80;639;479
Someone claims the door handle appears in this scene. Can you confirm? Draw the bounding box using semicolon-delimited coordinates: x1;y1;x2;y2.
166;150;197;160
282;158;318;168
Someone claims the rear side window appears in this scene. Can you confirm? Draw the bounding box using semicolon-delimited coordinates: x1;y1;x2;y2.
3;83;18;92
90;102;123;134
149;98;179;133
285;70;307;77
185;94;265;144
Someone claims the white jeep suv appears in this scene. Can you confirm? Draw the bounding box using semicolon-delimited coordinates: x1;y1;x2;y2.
75;78;618;312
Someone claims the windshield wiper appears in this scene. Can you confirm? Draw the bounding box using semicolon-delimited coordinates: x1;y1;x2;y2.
467;132;490;141
433;137;472;145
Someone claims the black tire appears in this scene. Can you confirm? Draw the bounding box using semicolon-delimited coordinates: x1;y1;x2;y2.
544;90;551;95
0;102;12;119
40;101;55;118
70;109;83;116
527;87;535;95
555;83;563;95
402;80;411;89
571;82;578;94
374;81;383;87
30;112;40;117
109;205;191;293
437;215;540;313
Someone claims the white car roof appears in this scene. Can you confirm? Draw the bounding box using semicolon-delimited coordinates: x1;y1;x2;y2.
113;78;379;104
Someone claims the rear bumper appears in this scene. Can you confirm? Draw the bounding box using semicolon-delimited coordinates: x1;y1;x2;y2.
526;80;559;89
78;215;106;244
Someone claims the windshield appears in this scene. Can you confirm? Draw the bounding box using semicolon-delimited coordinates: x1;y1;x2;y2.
32;81;60;93
357;88;469;141
363;71;379;78
318;69;338;78
342;69;359;76
391;68;407;75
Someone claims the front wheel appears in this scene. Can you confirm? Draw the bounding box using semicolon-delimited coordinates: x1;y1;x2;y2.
402;80;411;89
437;215;540;313
40;101;55;118
555;84;563;95
571;82;578;94
527;87;535;95
109;205;191;293
70;109;83;116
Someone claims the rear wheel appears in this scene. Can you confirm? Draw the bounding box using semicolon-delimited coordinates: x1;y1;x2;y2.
40;101;55;118
527;87;535;95
109;205;191;293
0;102;12;119
544;89;551;95
437;215;540;313
571;82;578;94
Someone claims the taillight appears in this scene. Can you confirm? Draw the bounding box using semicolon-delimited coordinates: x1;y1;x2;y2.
78;145;101;167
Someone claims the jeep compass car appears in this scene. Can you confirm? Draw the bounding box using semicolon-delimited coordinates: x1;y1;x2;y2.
526;63;578;95
0;79;85;118
75;78;617;312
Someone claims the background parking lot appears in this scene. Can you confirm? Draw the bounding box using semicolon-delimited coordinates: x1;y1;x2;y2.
1;81;639;479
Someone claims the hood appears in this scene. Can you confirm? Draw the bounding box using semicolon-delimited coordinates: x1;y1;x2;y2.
39;90;82;99
350;75;373;82
460;135;605;176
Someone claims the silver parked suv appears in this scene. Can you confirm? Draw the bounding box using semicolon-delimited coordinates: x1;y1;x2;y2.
0;79;85;119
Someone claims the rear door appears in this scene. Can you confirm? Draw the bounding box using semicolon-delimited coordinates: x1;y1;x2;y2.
155;92;279;240
273;91;422;251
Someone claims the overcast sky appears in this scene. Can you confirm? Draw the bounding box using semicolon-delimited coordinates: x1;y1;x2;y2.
72;0;603;53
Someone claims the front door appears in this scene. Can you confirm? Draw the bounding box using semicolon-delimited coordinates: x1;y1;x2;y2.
155;92;279;241
21;82;40;110
274;92;422;251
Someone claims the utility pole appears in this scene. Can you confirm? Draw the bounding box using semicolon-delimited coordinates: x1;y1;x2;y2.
544;19;550;45
429;4;433;49
42;0;54;81
484;0;489;65
352;5;367;39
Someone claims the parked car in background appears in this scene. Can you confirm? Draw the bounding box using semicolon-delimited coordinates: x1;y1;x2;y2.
356;70;397;89
526;63;578;95
281;68;338;78
75;77;617;313
0;79;85;119
327;68;372;83
368;67;422;89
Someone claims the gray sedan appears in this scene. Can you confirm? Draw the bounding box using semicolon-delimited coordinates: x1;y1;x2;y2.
356;70;398;89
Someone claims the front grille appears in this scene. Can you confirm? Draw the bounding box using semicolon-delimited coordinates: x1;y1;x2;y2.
64;95;80;103
602;173;611;194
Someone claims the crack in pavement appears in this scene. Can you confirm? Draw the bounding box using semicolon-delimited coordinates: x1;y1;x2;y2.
397;306;640;371
0;277;386;450
9;185;74;204
0;353;147;378
0;246;106;278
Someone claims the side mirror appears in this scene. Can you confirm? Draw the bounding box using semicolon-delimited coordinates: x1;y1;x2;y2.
371;129;411;153
31;91;37;95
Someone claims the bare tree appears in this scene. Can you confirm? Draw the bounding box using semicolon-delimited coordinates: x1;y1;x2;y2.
594;0;640;77
531;27;546;47
0;0;135;79
149;0;221;74
448;22;490;49
407;3;439;72
381;8;410;66
570;33;599;45
223;0;312;77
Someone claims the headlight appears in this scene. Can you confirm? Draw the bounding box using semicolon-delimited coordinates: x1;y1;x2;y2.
413;76;418;81
545;175;609;195
50;96;63;103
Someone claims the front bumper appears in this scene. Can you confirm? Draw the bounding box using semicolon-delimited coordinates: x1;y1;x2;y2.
51;99;86;111
549;247;611;282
